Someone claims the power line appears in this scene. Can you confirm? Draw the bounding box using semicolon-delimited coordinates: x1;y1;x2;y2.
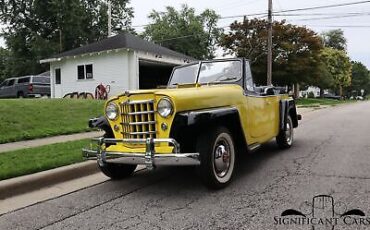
274;12;370;16
132;1;370;27
305;25;370;28
219;0;370;20
291;13;370;21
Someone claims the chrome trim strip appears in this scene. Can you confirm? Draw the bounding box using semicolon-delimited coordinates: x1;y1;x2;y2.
122;111;155;115
122;131;157;135
121;121;156;125
121;99;154;105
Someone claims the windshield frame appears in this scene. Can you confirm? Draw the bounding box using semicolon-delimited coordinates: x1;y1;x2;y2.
167;58;244;87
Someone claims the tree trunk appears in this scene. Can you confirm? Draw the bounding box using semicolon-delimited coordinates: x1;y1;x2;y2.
339;85;343;99
293;83;300;99
319;87;324;98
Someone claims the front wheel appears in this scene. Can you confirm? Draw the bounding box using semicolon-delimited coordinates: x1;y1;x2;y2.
276;115;294;149
98;163;137;180
196;127;236;189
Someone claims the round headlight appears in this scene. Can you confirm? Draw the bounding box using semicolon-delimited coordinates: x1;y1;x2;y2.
157;98;173;118
106;102;118;120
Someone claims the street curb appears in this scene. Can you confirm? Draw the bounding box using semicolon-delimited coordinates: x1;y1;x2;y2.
0;161;99;200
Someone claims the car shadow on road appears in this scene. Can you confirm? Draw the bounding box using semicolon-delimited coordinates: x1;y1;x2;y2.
111;140;296;193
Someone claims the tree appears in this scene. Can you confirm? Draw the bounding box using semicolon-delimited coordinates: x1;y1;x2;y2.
351;61;370;96
143;5;222;59
220;18;323;88
319;48;352;97
321;29;347;51
0;0;134;77
0;48;11;81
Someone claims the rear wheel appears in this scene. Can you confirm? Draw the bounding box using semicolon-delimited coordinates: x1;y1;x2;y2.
98;163;137;180
276;115;294;149
196;127;236;189
17;91;24;98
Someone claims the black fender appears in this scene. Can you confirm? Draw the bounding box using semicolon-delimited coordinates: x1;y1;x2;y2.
279;99;301;130
88;116;114;138
169;107;247;152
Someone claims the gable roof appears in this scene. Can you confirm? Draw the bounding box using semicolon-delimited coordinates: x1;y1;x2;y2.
49;32;195;61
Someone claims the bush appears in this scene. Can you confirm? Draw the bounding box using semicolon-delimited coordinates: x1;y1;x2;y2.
307;92;315;98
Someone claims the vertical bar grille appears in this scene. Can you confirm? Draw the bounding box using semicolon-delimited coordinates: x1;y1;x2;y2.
120;99;156;139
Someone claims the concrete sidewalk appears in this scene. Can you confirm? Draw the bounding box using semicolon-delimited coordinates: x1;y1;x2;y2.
0;131;104;153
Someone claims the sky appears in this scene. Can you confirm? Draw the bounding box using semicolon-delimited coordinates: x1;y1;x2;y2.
129;0;370;68
1;0;369;68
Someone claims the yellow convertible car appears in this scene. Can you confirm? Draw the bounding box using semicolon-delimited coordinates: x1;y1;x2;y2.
83;58;301;189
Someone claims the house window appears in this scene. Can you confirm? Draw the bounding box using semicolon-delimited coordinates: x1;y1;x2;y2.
77;64;93;80
55;68;61;84
77;65;85;80
86;64;93;79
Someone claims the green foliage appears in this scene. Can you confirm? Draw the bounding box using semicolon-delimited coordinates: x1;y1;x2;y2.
321;29;347;51
143;4;222;59
0;47;11;81
0;0;134;77
0;99;104;143
320;48;352;96
351;61;370;96
0;139;89;180
220;19;323;86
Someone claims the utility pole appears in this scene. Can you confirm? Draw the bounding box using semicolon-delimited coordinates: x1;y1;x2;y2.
267;0;273;86
108;0;112;37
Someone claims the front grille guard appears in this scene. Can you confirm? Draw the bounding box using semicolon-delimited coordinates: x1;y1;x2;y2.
82;137;201;170
120;99;157;140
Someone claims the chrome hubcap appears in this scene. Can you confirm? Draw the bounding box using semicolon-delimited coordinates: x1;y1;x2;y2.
214;139;231;178
285;120;293;144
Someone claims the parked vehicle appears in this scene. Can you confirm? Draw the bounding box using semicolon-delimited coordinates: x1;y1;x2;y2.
322;93;341;100
0;75;50;98
83;58;301;188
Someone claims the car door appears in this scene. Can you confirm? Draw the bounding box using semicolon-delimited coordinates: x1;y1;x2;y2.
6;79;16;97
0;80;10;98
242;61;278;143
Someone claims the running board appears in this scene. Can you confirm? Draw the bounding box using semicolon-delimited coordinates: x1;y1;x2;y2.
248;143;261;152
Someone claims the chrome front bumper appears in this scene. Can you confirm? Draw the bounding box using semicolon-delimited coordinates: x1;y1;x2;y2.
82;137;200;170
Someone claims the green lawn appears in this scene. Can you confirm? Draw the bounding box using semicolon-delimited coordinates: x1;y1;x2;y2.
0;99;104;144
0;139;90;180
296;98;350;108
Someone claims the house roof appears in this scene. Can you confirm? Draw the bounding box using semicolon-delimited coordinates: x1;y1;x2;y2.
48;32;195;61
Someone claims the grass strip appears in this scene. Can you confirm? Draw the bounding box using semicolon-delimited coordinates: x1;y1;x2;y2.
0;99;104;144
0;139;90;180
296;98;350;107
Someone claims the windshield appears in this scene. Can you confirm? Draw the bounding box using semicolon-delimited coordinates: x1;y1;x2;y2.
168;60;242;86
198;60;242;84
168;63;199;86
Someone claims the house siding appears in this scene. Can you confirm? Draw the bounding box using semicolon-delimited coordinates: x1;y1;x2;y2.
50;50;137;98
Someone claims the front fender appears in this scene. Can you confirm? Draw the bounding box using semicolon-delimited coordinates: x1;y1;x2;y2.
169;107;246;152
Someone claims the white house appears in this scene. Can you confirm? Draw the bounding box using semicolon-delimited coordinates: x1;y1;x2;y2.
299;86;321;98
40;33;195;98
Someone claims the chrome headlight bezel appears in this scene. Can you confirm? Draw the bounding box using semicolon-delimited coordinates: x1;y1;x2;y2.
105;102;119;120
157;97;173;118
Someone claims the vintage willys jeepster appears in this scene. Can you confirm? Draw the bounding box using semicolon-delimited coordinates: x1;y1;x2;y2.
83;58;300;189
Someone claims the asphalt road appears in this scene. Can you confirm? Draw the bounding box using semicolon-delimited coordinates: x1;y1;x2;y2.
1;101;370;230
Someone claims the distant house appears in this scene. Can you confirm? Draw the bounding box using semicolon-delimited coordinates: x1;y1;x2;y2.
40;33;195;98
300;86;321;98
